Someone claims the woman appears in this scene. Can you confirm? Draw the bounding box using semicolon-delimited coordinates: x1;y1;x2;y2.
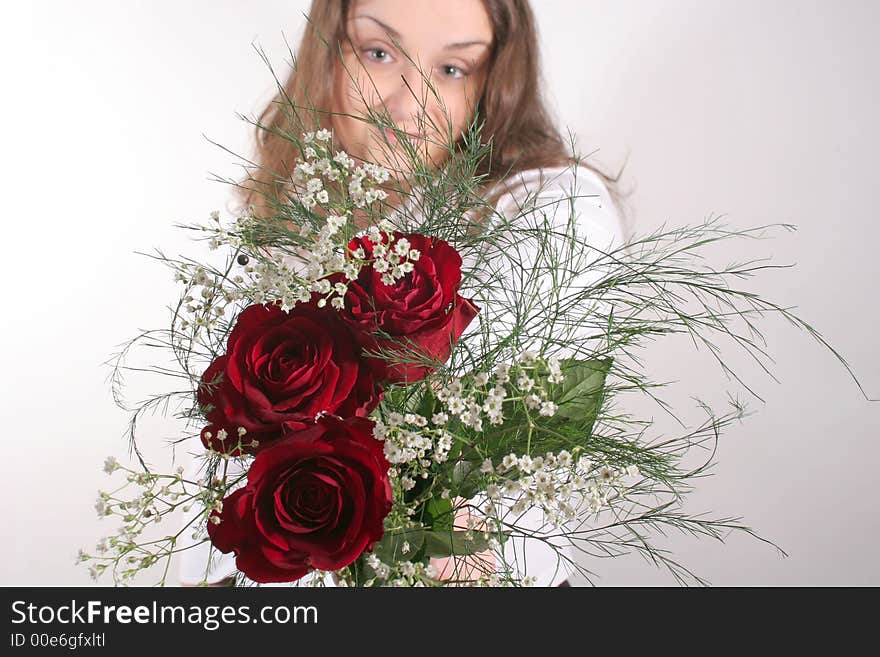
179;0;626;587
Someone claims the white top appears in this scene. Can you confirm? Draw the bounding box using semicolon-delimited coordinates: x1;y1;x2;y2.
177;163;625;587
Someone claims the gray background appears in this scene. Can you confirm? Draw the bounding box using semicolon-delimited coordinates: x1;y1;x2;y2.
1;0;876;585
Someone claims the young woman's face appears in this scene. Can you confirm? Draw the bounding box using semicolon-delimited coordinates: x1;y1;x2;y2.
331;0;493;176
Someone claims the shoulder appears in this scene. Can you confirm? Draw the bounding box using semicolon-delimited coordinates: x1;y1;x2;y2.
488;163;625;249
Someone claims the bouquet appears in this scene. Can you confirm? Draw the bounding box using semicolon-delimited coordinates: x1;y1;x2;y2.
80;51;862;588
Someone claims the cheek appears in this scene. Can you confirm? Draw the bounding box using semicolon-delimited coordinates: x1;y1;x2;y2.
339;58;393;111
460;78;484;117
331;62;368;152
332;114;367;161
334;57;363;112
434;88;478;140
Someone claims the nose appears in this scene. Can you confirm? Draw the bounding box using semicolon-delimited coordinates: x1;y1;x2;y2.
382;66;435;134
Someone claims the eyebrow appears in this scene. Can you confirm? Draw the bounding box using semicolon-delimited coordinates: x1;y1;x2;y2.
353;15;491;50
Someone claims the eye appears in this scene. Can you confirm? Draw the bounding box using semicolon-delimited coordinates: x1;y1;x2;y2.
440;64;467;80
363;48;392;63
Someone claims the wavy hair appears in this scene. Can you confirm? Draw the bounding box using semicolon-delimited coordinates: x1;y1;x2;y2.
238;0;628;224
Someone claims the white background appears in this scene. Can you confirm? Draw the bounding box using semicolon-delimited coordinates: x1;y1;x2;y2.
1;0;876;586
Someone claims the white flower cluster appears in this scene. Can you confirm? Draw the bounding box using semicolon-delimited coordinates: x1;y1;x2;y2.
243;258;310;311
202;425;259;455
473;573;536;587
176;129;398;324
372;412;454;482
436;352;566;432
304;223;422;308
369;353;568;474
204;208;246;251
215;215;359;314
292;129;390;210
84;458;220;583
174;226;420;332
352;553;437;587
172;261;244;331
192;215;418;320
479;451;641;529
362;231;422;286
173;128;418;337
219;214;353;313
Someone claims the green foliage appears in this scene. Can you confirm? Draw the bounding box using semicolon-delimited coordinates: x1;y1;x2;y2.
454;358;611;468
375;526;501;561
554;358;611;425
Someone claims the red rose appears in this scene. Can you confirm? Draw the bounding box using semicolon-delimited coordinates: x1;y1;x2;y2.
335;232;479;384
207;415;392;583
198;299;381;456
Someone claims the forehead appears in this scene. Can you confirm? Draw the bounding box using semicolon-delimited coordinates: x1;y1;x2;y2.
348;0;493;50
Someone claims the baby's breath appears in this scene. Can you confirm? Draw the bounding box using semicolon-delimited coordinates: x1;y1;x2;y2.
81;454;240;586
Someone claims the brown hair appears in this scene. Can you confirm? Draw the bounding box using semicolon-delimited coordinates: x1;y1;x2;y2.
238;0;627;224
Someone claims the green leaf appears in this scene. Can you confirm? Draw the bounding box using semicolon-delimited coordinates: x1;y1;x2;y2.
373;528;425;561
452;357;612;465
554;358;611;425
423;530;493;558
451;459;482;499
425;497;453;532
415;384;437;418
375;527;507;560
